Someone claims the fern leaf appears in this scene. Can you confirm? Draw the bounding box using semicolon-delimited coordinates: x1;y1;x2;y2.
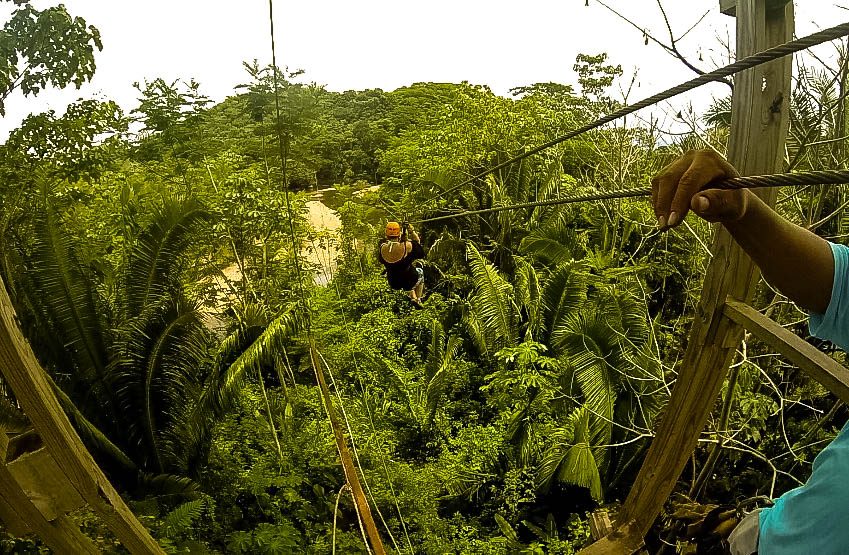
180;303;303;469
161;499;205;538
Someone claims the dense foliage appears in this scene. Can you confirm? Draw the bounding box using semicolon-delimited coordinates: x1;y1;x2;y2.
2;2;849;553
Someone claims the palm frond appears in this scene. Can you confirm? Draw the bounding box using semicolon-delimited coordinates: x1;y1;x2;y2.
422;168;458;191
555;309;630;456
519;214;584;266
136;472;199;501
513;256;542;340
703;96;731;128
427;231;466;269
424;320;461;426
462;304;491;357
179;302;303;471
360;351;419;422
537;407;603;500
425;319;446;383
541;261;587;347
596;285;649;346
110;293;210;472
466;243;518;349
124;196;210;318
506;404;541;467
28;199;109;392
47;372;138;477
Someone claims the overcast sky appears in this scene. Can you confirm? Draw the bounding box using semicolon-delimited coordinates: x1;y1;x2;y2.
1;1;847;141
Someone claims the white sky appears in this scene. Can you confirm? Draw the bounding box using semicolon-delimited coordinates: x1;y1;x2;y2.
1;1;847;141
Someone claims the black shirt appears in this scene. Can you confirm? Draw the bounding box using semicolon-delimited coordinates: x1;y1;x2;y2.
378;240;425;290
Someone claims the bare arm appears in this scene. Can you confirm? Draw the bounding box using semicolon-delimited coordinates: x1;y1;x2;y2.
723;193;833;313
406;224;420;243
653;150;833;313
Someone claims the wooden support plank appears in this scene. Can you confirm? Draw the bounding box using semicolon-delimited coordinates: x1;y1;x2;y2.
720;0;737;16
0;428;30;537
5;430;85;521
0;454;99;553
577;521;644;555
724;299;849;403
308;339;386;555
0;491;31;537
0;277;164;554
590;510;614;541
607;0;795;542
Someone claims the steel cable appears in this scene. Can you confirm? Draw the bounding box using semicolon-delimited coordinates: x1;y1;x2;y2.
417;169;849;224
427;22;849;205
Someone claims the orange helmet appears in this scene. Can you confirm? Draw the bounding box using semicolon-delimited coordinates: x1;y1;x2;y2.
385;221;402;239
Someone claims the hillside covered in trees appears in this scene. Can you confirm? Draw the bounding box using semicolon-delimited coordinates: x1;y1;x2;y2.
2;2;849;553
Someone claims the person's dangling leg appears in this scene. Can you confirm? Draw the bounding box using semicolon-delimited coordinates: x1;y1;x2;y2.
414;267;425;303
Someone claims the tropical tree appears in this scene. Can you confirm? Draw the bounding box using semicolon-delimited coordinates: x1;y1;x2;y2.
9;186;216;479
0;1;102;116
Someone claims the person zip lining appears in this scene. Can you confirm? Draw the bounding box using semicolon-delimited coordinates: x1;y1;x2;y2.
378;221;425;307
654;149;849;554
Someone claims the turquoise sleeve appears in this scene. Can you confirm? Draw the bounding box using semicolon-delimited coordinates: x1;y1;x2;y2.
758;241;849;552
758;421;849;553
808;242;849;351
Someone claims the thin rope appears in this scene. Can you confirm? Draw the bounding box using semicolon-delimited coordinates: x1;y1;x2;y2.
267;3;384;553
316;348;403;554
428;22;849;205
331;280;415;554
332;484;349;555
268;0;309;302
417;169;849;224
352;487;374;555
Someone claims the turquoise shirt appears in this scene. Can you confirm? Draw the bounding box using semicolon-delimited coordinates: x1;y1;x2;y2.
758;241;849;553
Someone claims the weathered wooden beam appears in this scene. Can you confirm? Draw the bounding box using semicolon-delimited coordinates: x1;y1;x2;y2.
0;452;99;553
608;0;794;541
724;299;849;403
720;0;791;16
4;430;85;521
0;277;164;554
576;521;644;555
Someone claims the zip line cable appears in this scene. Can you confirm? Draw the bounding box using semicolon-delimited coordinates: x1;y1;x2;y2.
425;21;849;207
267;2;386;553
416;170;849;224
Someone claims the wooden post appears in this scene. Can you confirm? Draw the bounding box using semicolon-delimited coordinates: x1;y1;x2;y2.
0;277;165;554
582;0;795;549
0;429;99;553
308;339;386;555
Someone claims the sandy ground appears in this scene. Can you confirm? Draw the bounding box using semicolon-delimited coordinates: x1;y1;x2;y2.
210;191;343;311
305;192;342;286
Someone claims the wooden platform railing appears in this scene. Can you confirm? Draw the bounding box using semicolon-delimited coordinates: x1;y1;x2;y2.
0;275;164;552
581;295;849;555
724;299;849;404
